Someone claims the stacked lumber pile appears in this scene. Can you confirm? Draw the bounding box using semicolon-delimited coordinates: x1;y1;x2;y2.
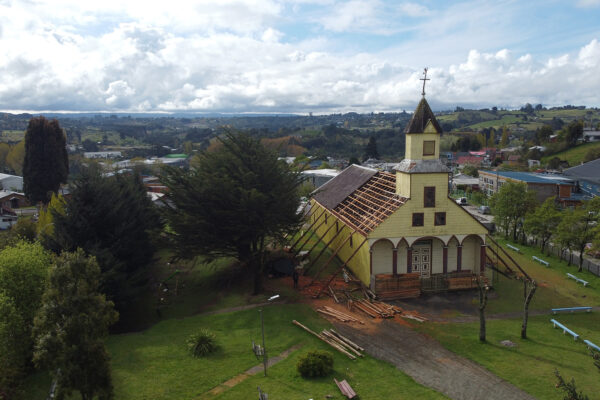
293;320;365;359
447;271;477;290
350;299;401;318
373;273;421;300
316;306;364;324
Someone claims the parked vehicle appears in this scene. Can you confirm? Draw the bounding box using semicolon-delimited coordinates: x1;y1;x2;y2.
456;197;468;205
479;205;491;214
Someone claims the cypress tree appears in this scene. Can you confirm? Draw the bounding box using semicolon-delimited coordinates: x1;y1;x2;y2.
23;116;69;204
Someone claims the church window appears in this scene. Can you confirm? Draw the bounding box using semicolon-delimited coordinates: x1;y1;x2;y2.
435;212;446;226
412;213;424;227
423;140;435;156
349;236;353;248
325;214;328;224
336;221;339;232
424;187;435;207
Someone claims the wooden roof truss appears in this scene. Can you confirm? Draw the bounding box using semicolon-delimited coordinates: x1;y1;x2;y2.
333;172;406;234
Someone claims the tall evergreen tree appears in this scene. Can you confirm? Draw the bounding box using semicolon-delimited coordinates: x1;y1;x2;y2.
33;250;118;400
364;136;379;160
47;167;161;305
160;132;303;294
23;117;69;204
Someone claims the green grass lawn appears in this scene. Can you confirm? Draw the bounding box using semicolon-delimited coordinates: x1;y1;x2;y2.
481;237;600;315
415;313;600;399
25;304;446;400
541;141;600;165
113;249;279;332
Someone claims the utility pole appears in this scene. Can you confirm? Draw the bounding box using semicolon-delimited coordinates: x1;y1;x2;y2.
260;308;267;377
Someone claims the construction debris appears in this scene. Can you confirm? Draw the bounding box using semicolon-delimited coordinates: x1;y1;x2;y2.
316;306;364;324
334;378;357;399
292;320;365;360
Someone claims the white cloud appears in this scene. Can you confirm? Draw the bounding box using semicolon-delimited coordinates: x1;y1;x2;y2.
0;1;599;113
398;2;431;17
578;0;600;7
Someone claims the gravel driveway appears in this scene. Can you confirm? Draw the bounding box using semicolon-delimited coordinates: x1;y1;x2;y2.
334;320;536;400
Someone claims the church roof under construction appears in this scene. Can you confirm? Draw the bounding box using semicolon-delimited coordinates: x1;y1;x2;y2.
312;165;407;235
404;97;442;134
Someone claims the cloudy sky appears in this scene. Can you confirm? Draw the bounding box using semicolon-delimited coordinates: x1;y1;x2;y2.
1;0;600;114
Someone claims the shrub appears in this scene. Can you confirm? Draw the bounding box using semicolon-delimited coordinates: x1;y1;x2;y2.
297;350;334;378
187;329;218;357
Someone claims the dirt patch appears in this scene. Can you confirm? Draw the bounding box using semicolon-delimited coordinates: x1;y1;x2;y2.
334;320;536;400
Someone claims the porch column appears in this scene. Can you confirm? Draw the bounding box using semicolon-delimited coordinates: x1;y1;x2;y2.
480;244;487;273
443;246;448;274
392;248;398;275
369;248;373;275
457;245;462;272
407;247;413;273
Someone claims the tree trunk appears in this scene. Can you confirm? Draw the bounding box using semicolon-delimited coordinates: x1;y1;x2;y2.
521;280;537;339
477;278;488;343
578;245;585;272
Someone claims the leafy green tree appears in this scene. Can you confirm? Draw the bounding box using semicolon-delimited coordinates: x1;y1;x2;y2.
0;142;10;171
0;241;52;395
33;249;118;400
47;167;161;305
490;182;536;240
364;136;379;160
23;117;69;204
535;125;553;144
523;198;562;254
500;126;510;148
564;120;583;146
160;132;303;294
0;293;27;398
461;164;479;177
547;157;562;170
6;140;25;175
556;198;600;272
348;156;360;165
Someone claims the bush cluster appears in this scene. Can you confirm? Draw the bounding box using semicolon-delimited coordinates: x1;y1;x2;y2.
296;350;334;378
187;329;218;357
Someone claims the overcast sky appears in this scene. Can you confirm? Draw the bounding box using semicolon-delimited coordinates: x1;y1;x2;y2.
1;0;600;114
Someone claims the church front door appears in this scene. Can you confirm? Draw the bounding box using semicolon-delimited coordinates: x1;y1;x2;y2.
412;242;431;278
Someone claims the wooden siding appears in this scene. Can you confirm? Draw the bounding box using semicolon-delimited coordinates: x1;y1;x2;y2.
310;200;371;284
405;132;439;160
373;173;488;239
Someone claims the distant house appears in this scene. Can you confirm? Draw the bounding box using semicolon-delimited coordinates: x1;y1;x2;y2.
0;191;29;210
0;208;17;230
83;151;122;159
301;169;340;188
563;158;600;198
478;170;582;206
583;130;600;142
456;155;484;167
0;173;23;191
451;173;480;191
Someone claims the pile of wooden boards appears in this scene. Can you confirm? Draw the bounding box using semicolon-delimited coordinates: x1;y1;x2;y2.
316;306;364;324
447;271;478;290
293;320;365;360
372;273;421;300
350;299;400;318
348;299;428;323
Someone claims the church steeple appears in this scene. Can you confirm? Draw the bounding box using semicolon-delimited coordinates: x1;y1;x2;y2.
404;97;442;135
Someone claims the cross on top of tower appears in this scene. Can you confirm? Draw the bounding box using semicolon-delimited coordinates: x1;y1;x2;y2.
420;67;430;97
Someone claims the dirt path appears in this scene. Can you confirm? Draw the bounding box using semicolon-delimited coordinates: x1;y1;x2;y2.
197;344;302;399
334;320;536;400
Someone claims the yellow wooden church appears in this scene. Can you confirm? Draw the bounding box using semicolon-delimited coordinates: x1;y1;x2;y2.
307;96;490;298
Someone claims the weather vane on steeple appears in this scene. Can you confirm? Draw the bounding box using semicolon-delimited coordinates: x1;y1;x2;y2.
420;67;430;97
